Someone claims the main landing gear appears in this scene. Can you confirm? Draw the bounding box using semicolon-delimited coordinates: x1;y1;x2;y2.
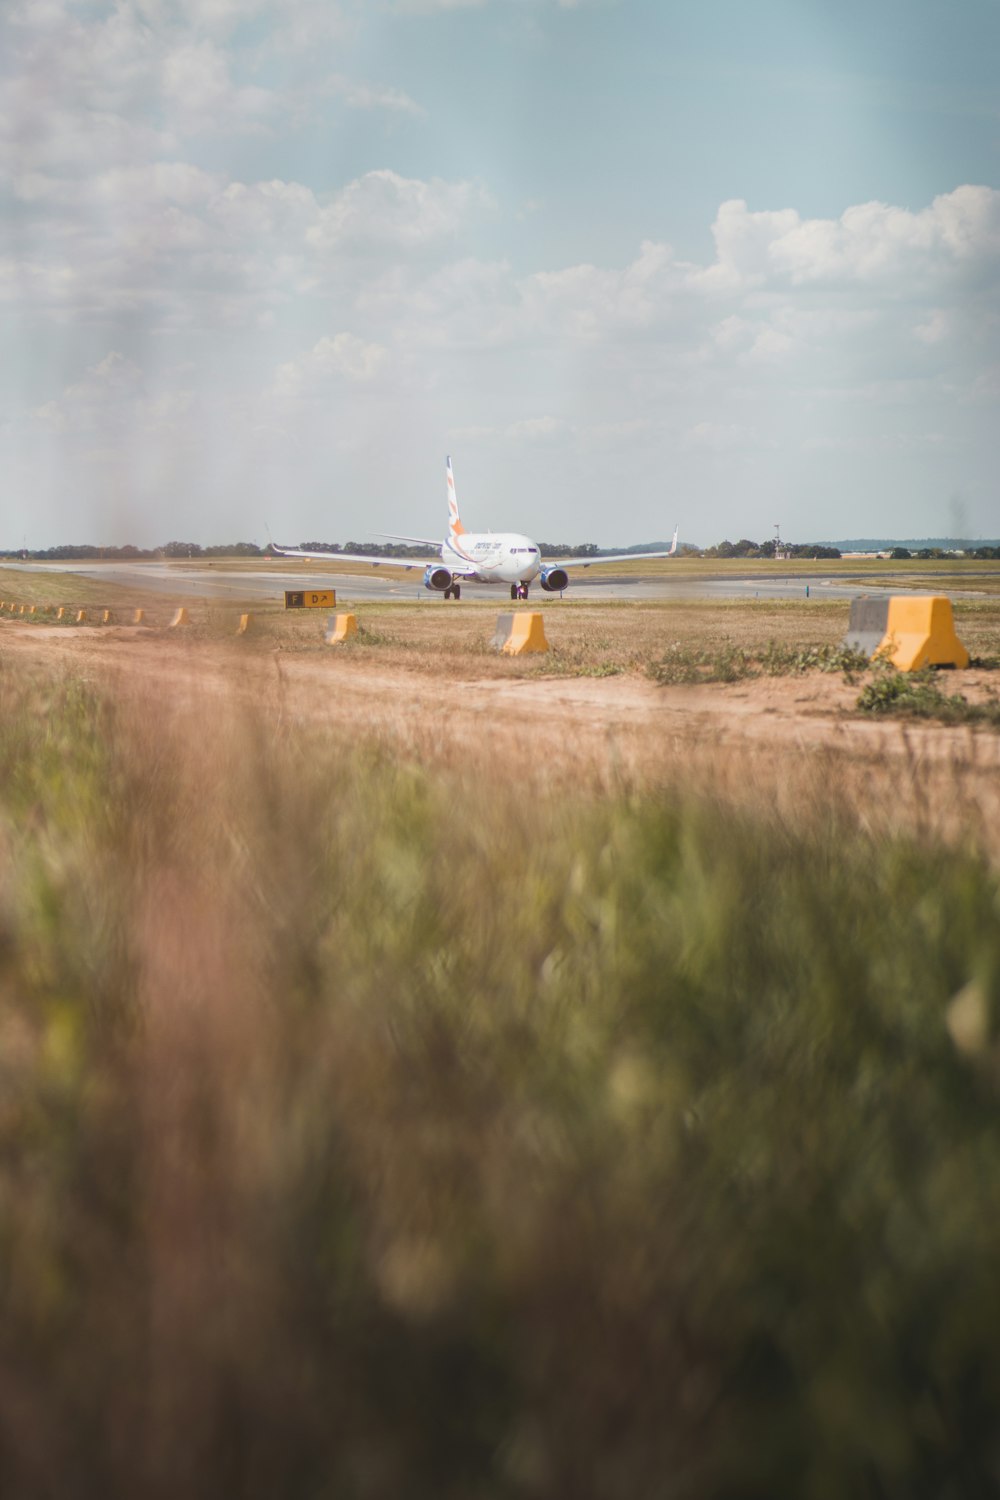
510;583;529;601
444;584;461;600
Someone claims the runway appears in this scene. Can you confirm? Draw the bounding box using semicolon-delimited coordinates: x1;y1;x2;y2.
5;558;987;605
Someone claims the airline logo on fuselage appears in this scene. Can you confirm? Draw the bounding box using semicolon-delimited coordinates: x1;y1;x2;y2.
444;533;541;582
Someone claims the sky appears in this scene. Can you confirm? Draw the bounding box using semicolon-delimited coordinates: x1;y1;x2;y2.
1;0;998;549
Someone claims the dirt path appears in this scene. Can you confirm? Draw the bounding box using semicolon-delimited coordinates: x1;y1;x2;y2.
4;623;999;845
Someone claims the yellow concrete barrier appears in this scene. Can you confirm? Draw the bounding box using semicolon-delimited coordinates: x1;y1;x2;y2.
882;596;969;670
168;607;190;628
846;594;970;670
324;613;358;644
76;609;87;623
494;611;550;655
236;612;252;635
56;606;66;620
102;609;113;624
132;608;144;625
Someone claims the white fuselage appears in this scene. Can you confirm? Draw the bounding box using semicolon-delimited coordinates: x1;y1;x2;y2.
443;531;541;585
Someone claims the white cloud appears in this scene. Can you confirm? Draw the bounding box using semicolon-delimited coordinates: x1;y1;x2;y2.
307;170;494;254
698;187;1000;291
212;178;319;240
6;170;998;391
274;333;389;396
0;0;370;189
0;161;496;327
507;415;567;440
160;40;277;135
33;350;131;418
328;75;425;117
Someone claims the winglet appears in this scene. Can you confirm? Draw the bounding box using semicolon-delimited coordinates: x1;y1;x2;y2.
668;524;678;557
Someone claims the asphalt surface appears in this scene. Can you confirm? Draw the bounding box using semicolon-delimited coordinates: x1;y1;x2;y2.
7;558;991;605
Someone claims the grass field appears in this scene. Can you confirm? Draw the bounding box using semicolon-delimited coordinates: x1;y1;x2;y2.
2;559;998;680
2;618;1000;1496
1;561;999;1495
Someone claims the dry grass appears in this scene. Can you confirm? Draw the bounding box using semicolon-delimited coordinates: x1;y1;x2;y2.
3;556;997;674
2;588;999;862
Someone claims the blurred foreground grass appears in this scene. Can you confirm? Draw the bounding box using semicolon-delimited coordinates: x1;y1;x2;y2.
2;659;1000;1499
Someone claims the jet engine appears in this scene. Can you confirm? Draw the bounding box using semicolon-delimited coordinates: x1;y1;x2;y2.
539;566;569;593
423;565;454;592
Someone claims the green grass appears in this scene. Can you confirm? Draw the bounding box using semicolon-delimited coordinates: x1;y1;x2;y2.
857;663;1000;725
649;638;870;684
0;565;157;610
2;661;1000;1496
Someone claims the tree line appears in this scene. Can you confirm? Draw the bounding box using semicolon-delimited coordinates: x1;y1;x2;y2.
3;538;999;561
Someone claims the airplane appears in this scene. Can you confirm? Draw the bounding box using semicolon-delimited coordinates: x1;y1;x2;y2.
271;456;679;600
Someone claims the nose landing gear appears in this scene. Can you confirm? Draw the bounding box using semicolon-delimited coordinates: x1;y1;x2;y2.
510;583;529;601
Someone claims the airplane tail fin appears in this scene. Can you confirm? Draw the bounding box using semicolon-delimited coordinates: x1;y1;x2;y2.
446;455;466;538
668;525;678;556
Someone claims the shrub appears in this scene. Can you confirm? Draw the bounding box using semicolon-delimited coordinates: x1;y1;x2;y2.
857;664;1000;725
650;639;868;685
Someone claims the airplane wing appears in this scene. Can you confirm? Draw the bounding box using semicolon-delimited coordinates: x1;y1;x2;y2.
271;540;482;579
546;526;679;569
270;542;435;570
373;531;443;547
